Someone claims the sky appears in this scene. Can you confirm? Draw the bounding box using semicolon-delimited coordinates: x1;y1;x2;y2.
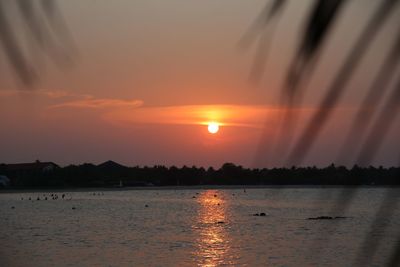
0;0;399;167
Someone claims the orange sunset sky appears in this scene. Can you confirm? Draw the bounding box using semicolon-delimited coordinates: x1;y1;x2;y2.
0;0;399;167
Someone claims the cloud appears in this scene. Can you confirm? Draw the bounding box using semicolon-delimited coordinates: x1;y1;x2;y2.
0;89;89;99
48;97;144;109
0;90;18;97
0;89;143;111
41;90;91;99
103;104;286;129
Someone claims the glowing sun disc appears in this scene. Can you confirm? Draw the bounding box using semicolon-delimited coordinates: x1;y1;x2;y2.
208;122;219;134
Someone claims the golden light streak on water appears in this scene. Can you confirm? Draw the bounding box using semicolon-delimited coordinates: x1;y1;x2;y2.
193;190;233;267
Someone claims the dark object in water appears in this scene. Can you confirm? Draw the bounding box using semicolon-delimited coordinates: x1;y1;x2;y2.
145;204;149;208
307;216;347;220
253;212;267;216
217;221;225;224
192;196;196;199
11;206;15;209
71;207;76;210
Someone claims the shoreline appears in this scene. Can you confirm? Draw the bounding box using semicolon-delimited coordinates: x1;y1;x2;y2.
1;184;399;194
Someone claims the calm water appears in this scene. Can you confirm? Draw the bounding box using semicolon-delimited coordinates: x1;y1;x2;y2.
0;187;399;267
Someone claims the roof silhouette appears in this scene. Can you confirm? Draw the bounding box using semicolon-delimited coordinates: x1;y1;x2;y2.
97;160;127;169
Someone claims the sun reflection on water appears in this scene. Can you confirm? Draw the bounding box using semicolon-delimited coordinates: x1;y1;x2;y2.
193;190;235;267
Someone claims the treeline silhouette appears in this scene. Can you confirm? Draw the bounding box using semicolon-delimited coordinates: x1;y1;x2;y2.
1;161;398;188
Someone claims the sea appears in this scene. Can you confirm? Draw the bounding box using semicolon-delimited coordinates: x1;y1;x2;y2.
0;187;399;266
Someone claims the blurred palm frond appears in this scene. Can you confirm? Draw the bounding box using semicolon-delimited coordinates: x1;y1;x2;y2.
337;29;400;165
238;0;287;83
245;1;400;266
287;0;398;166
0;0;74;87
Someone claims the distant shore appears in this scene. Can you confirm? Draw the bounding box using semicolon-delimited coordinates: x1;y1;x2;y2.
2;162;398;189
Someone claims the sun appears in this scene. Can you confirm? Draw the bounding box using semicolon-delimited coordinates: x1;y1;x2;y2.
207;122;219;134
